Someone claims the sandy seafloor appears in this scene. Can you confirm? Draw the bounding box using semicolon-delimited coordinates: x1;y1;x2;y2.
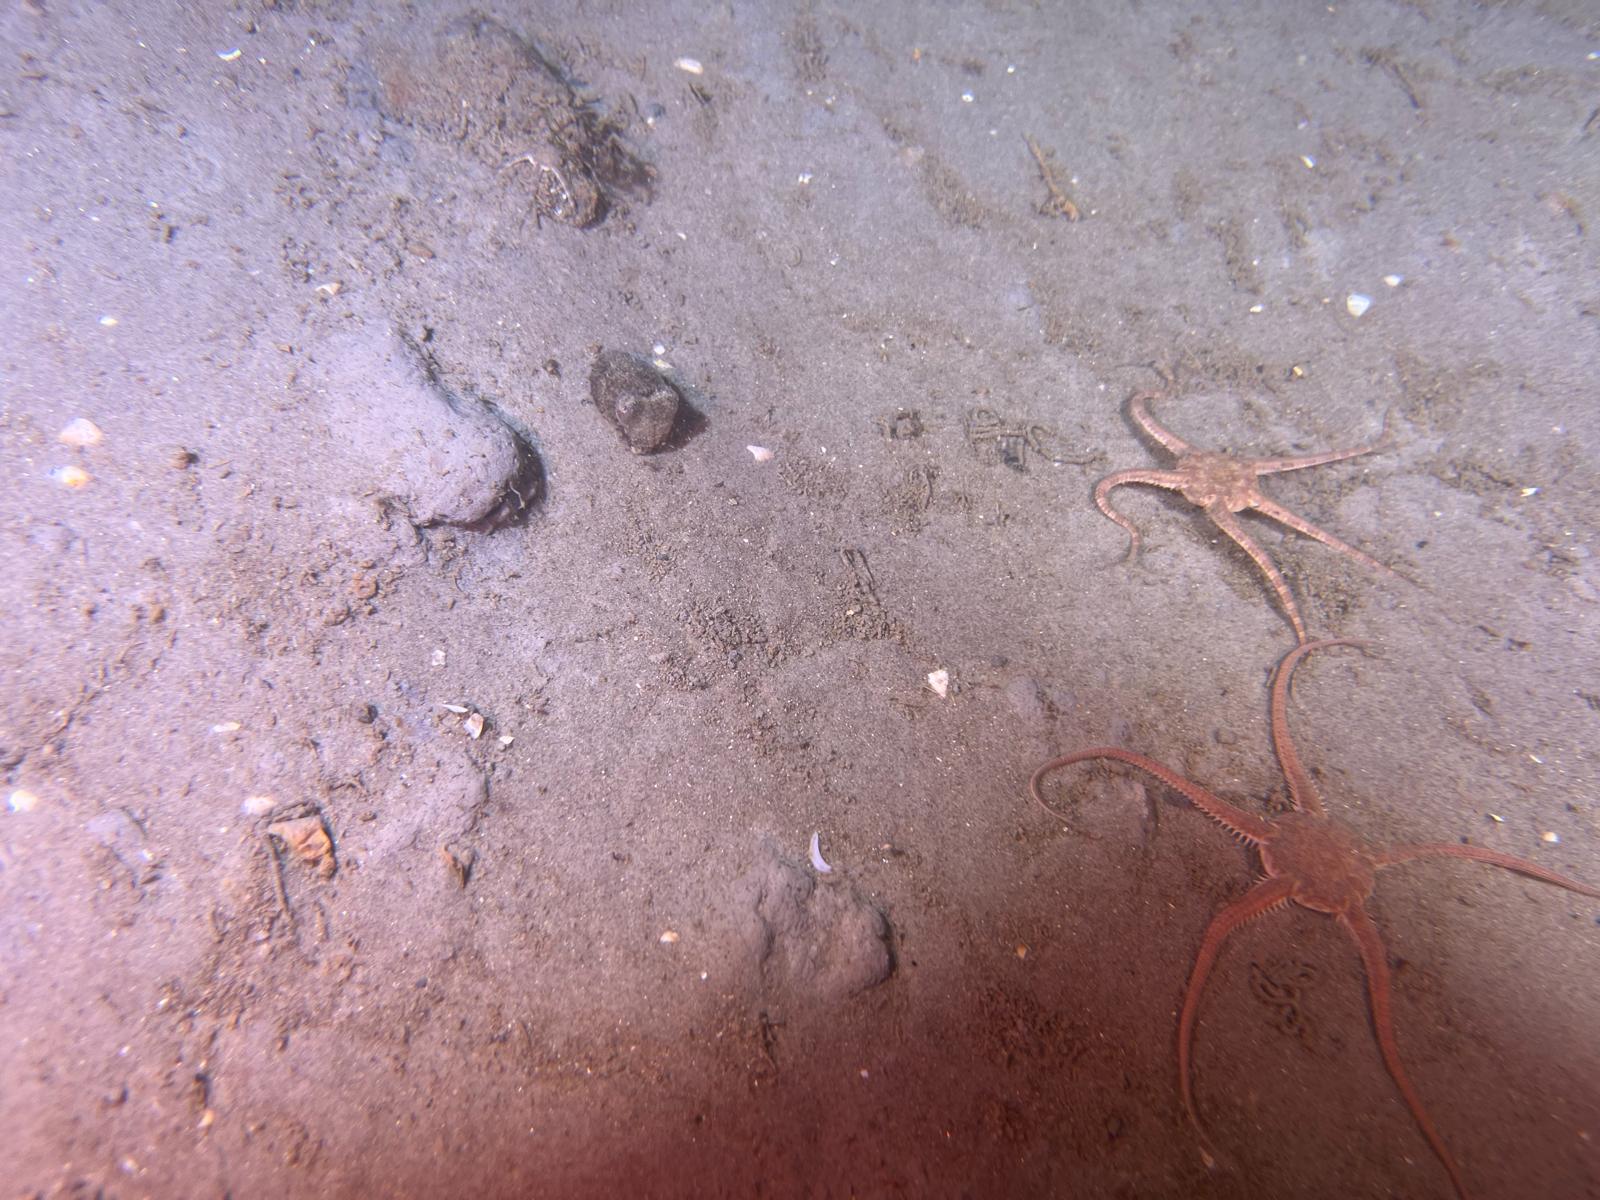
3;1;1599;1197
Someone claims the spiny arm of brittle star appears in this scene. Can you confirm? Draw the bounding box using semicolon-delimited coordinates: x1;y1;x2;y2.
1339;903;1471;1200
1269;639;1369;817
1178;875;1296;1171
1249;440;1386;475
1249;494;1405;580
1374;842;1600;899
1030;747;1274;843
1204;502;1310;643
1126;393;1197;456
1093;470;1187;560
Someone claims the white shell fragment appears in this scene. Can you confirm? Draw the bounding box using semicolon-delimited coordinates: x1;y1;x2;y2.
51;465;91;488
926;668;950;698
59;418;104;447
747;445;774;463
1346;293;1373;318
463;712;485;740
659;930;680;944
1383;274;1404;288
1541;831;1561;845
439;703;470;715
809;831;833;874
674;56;704;75
8;789;40;813
243;795;275;816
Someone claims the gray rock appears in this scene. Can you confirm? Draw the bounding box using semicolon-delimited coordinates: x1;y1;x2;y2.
589;349;682;453
316;324;541;531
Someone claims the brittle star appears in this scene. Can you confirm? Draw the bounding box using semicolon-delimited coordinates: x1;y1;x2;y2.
1095;393;1402;642
1029;639;1600;1199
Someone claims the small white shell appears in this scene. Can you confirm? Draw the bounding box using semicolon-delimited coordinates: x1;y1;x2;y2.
674;56;704;75
747;445;774;462
1541;831;1561;845
659;930;680;944
1345;293;1372;318
8;789;40;813
59;418;104;447
926;668;950;698
809;831;833;874
52;465;91;488
463;712;485;740
242;795;275;816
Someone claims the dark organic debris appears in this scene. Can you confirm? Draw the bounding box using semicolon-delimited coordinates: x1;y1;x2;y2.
371;15;651;227
589;349;683;454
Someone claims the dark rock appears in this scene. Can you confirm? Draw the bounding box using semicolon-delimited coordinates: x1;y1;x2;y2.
589;349;682;454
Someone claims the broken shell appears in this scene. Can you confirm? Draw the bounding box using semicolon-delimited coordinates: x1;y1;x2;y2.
266;815;336;878
8;788;40;813
1345;293;1372;318
58;418;104;447
747;445;774;462
52;465;91;488
463;712;485;739
809;830;833;874
659;930;680;944
1541;831;1561;844
439;703;470;715
242;795;275;816
673;57;704;75
926;668;950;698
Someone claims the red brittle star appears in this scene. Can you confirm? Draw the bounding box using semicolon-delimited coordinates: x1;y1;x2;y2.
1030;639;1600;1199
1095;393;1402;642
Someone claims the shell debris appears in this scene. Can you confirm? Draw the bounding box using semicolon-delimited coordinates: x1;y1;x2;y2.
747;445;774;463
926;668;950;698
674;56;704;75
1345;293;1373;318
809;830;834;874
52;465;91;488
58;418;104;448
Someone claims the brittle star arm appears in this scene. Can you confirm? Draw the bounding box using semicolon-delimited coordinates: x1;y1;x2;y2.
1249;440;1385;474
1248;494;1403;579
1030;747;1274;843
1374;842;1600;899
1177;875;1297;1170
1093;470;1187;561
1339;902;1470;1200
1203;501;1309;643
1127;393;1197;456
1269;639;1369;817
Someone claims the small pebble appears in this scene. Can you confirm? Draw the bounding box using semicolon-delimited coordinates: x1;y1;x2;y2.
1346;293;1372;318
8;789;40;813
1541;831;1561;844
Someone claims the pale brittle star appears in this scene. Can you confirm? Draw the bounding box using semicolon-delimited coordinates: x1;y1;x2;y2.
1096;392;1402;642
1030;639;1600;1199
